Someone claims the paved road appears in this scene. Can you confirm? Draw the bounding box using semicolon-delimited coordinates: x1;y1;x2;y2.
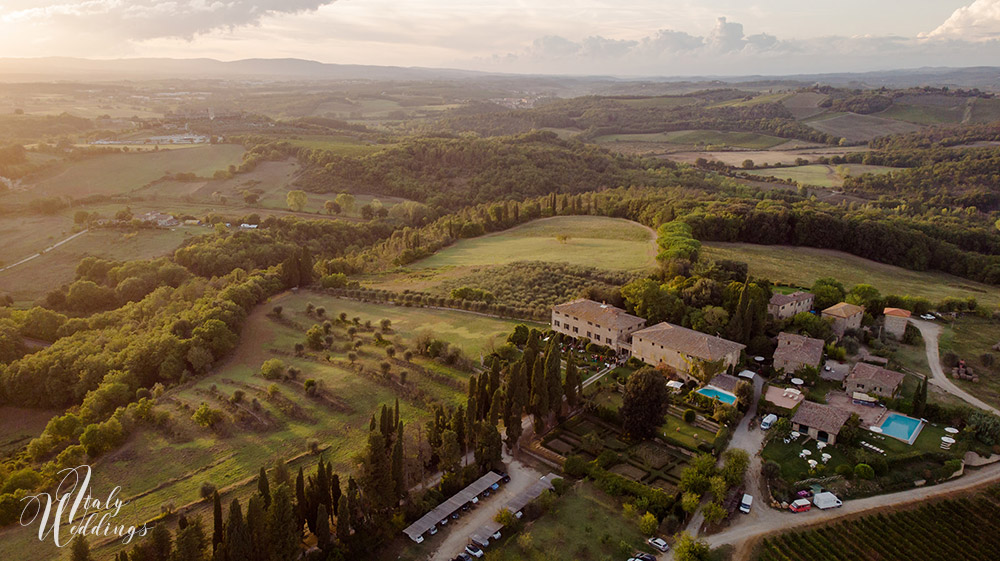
705;461;1000;559
0;229;89;274
910;318;1000;415
425;453;545;561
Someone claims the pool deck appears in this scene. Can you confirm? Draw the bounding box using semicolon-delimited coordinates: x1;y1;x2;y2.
880;414;925;445
697;385;738;404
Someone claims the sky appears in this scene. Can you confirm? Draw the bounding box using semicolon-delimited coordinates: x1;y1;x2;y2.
1;0;1000;76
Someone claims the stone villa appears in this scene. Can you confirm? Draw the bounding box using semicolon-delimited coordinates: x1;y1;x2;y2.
550;299;646;353
773;332;825;374
844;362;906;398
768;291;814;320
630;322;745;378
791;400;853;444
822;302;864;339
883;308;911;340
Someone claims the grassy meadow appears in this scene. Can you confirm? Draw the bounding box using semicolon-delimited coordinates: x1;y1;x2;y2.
745;163;897;187
938;316;1000;409
702;242;1000;308
595;129;787;149
410;216;656;272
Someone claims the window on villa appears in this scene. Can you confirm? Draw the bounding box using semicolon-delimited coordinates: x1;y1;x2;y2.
573;327;578;333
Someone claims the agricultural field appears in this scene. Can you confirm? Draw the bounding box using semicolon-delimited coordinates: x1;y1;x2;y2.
702;243;1000;308
938;316;1000;408
483;482;656;561
805;113;922;143
780;92;828;120
0;227;192;304
755;488;1000;561
594;130;787;150
710;92;793;108
0;406;61;456
663;146;867;167
877;103;965;125
7;144;245;201
968;97;1000;123
745;164;897;188
409;216;656;272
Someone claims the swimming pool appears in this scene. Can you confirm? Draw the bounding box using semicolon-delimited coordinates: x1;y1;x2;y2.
879;413;924;444
696;386;738;406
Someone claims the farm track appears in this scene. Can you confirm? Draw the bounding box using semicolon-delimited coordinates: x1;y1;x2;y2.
0;228;88;273
910;318;1000;416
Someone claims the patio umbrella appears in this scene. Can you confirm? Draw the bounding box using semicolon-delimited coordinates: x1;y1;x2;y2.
869;426;883;434
941;436;956;444
816;442;826;449
945;427;959;435
791;431;801;438
791;378;804;386
801;449;812;456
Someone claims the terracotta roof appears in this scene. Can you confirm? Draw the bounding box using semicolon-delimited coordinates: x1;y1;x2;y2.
847;363;905;391
883;307;911;318
709;373;742;393
822;302;864;319
791;401;852;435
773;332;825;368
632;322;745;362
552;299;645;330
770;291;814;307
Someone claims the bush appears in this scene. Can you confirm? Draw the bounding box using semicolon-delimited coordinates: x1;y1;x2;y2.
563;455;589;478
835;464;853;479
261;358;285;380
200;481;217;499
684;409;696;423
192;403;223;428
551;478;569;495
639;512;658;536
854;463;875;480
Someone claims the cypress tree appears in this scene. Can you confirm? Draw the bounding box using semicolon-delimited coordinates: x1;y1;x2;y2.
488;389;503;427
330;473;342;517
212;490;224;552
478;373;491;420
530;358;547;417
391;422;405;500
246;496;268;561
224;499;251;561
336;495;350;545
295;467;307;529
150;523;173;561
266;484;299;561
173;517;208;561
71;536;92;561
505;398;523;451
315;503;331;551
257;467;271;509
452;406;467;454
546;347;563;415
393;398;400;431
564;351;580;408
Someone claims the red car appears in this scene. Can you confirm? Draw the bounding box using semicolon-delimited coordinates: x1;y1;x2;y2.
790;499;812;513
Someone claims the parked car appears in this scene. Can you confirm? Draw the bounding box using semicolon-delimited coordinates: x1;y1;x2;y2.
790;498;812;513
761;413;778;430
439;518;448;526
739;494;753;514
429;525;438;535
635;553;657;561
813;492;843;509
465;544;484;558
461;503;470;512
499;472;511;483
490;482;500;491
452;554;472;561
450;512;460;520
491;530;502;540
647;537;670;552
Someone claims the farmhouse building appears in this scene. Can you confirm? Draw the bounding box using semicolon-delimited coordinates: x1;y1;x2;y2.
550;299;646;353
822;302;864;339
630;322;745;378
883;308;911;340
768;291;814;320
791;401;852;444
773;332;825;374
845;363;905;398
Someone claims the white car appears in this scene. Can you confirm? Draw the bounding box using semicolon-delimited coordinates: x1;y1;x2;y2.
921;314;935;320
465;544;484;558
647;537;670;552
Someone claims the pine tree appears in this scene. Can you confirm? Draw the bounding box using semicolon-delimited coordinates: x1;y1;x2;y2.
212;491;224;553
563;351;580;408
314;503;331;551
257;467;271;509
224;499;251;561
71;537;92;561
266;484;299;561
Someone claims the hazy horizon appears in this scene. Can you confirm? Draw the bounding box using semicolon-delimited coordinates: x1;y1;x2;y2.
2;1;1000;77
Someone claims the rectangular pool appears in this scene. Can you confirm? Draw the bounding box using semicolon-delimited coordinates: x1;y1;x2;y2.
696;386;737;406
879;413;924;444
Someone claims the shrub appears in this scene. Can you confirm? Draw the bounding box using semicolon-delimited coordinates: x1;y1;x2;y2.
563;455;589;478
192;404;223;428
200;482;217;499
835;464;853;479
551;478;569;495
639;512;658;536
854;463;875;480
683;409;696;423
304;379;317;396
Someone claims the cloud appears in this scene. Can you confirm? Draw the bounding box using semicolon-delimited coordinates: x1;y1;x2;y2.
924;0;1000;40
1;0;337;40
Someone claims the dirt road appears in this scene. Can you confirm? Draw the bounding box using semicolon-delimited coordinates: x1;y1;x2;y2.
0;229;88;274
910;318;1000;415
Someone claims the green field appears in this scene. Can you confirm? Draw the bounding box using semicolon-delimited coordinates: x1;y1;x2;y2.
745;164;897;188
595;130;787;149
938;316;1000;408
711;92;793;108
283;135;390;157
484;482;655;561
12;144;245;200
410;216;656;272
877;104;964;125
0;227;193;304
702;243;1000;308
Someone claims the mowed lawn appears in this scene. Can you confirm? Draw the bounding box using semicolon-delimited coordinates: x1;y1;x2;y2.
939;316;1000;409
702;243;1000;308
485;482;654;561
0;292;531;561
14;144;245;200
410;216;656;272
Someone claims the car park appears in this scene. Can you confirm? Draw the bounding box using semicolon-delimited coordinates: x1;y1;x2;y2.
465;544;484;558
647;537;670;552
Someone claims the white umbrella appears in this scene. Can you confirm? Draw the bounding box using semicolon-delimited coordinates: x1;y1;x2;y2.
801;449;812;456
791;378;804;386
808;459;818;468
869;426;883;434
816;442;826;450
941;436;956;444
945;427;959;435
791;431;801;439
